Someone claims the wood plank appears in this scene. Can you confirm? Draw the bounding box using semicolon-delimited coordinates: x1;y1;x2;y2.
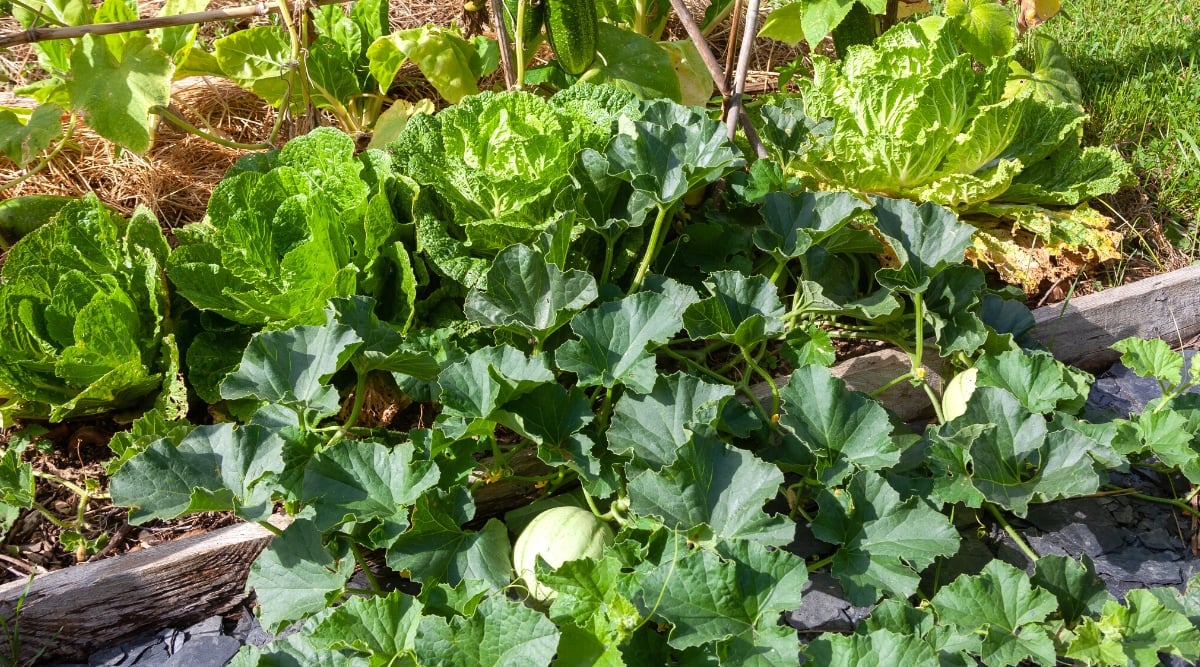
0;515;289;663
1031;264;1200;371
751;347;945;422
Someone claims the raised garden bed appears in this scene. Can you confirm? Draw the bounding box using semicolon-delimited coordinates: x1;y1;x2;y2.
6;263;1200;664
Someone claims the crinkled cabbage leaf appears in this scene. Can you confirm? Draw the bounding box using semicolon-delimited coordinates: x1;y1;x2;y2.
0;194;175;422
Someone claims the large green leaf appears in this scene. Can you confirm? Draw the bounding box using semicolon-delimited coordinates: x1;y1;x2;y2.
930;560;1058;667
872;197;976;294
1031;555;1112;628
414;595;559;666
805;628;939;666
972;348;1091;415
812;471;959;605
1065;589;1200;666
928;387;1107;516
213;26;297;109
464;244;598;344
437;345;555;420
682;271;785;347
0;104;63;167
367;25;483;103
752;191;870;259
627;435;793;546
579;23;681;102
110;423;285;523
607;372;733;469
767;365;899;484
555;280;698;393
301;439;440;540
67;34;171;153
302;590;422;665
606;101;744;206
220;323;363;419
249;518;356;633
640;539;806;651
386;492;513;591
539;554;643;651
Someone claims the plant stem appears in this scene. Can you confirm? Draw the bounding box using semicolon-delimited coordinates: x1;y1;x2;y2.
259;520;284;537
29;501;72;530
724;0;767;158
1103;485;1200;520
629;204;671;293
867;371;914;399
349;541;383;592
0;113;76;198
660;348;731;385
741;345;779;417
807;553;835;573
984;502;1039;563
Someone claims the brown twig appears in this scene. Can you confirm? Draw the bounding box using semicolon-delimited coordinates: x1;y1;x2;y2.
666;0;729;97
724;0;767;158
0;0;345;48
489;0;517;89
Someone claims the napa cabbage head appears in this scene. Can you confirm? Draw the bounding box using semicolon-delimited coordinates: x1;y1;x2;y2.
0;194;175;423
778;13;1126;210
168;128;414;328
388;86;641;286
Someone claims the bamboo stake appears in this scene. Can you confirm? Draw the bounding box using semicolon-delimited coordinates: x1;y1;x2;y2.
724;0;767;158
0;0;344;48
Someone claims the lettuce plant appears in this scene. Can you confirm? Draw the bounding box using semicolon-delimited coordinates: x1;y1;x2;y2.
765;5;1131;289
389;86;641;286
0;194;175;423
168;128;414;329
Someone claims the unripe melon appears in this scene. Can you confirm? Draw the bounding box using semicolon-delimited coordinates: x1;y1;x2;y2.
513;506;613;602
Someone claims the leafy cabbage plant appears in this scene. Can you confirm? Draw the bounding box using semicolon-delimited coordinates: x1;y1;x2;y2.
389;85;641;286
0;194;175;423
168;127;415;329
764;5;1131;290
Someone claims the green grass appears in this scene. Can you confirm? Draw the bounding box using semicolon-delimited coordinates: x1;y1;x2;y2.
1041;0;1200;265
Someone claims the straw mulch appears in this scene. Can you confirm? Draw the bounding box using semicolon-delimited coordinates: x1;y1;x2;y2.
0;0;799;226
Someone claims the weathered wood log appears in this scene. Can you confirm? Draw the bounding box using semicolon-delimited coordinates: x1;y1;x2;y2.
1030;264;1200;371
0;515;290;663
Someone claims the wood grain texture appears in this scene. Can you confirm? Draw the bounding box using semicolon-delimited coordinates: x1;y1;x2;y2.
1031;264;1200;371
0;516;289;663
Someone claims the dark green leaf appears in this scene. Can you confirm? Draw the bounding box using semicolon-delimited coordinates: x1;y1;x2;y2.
414;594;560;666
872;198;976;294
607;372;734;469
248;518;355;633
386;492;512;591
767;365;899;484
464;244;598;342
111;423;285;523
1031;555;1112;627
812;471;959;605
682;271;785;346
640;539;806;650
220;323;362;419
301;439;440;539
627;435;793;546
752;191;869;258
555;280;698;393
931;560;1057;667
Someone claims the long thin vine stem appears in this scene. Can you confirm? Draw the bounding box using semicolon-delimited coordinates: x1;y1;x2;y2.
1103;485;1200;520
984;502;1039;563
